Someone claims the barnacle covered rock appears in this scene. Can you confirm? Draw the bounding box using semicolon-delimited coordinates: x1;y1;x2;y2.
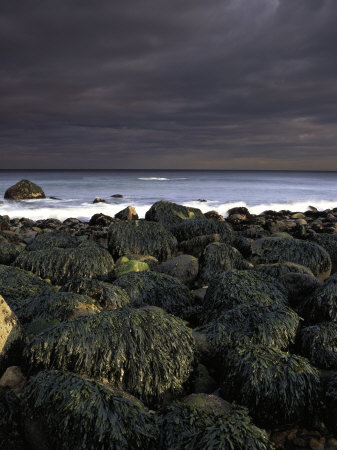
0;386;26;450
220;344;320;426
108;220;177;261
27;230;80;251
113;271;194;318
61;278;130;309
13;241;115;284
24;308;195;404
158;394;273;450
202;270;288;324
145;200;204;228
298;322;337;369
21;370;158;450
252;237;331;281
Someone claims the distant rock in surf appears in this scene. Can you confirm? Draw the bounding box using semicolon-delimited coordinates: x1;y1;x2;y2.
4;179;45;200
111;194;123;198
93;197;106;204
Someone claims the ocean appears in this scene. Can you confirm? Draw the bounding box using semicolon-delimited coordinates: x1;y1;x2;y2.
0;170;337;221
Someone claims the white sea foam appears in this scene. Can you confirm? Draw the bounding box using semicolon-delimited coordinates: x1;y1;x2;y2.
137;177;188;181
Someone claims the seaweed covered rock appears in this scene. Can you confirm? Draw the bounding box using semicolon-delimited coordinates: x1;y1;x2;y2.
198;242;252;285
61;278;130;310
145;200;204;228
0;386;26;450
179;234;222;256
279;273;322;307
27;230;80;251
24;308;195;404
114;256;150;278
325;372;337;434
252;237;332;281
199;303;300;353
14;241;115;284
0;265;57;312
298;322;337;369
0;241;25;265
310;233;337;273
113;271;194;318
0;296;24;371
4;179;45;200
21;370;158;450
158;394;272;450
220;344;320;426
16;291;100;335
255;262;314;280
89;212;114;227
298;277;337;324
156;254;199;286
202;270;288;324
108;220;177;262
171;218;233;243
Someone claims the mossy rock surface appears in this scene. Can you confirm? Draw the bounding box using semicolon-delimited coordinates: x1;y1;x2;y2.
61;278;130;310
156;254;199;286
114;258;149;278
145;200;205;228
27;230;80;251
113;271;194;318
171;218;233;242
0;241;25;265
0;264;57;313
252;237;332;281
4;179;45;200
108;220;177;262
199;303;300;353
298;277;337;324
255;262;314;280
14;241;115;284
298;322;337;369
24;307;195;405
158;394;273;450
220;344;320;427
0;386;26;450
202;270;288;324
198;242;251;285
21;370;158;450
325;372;337;434
310;233;337;273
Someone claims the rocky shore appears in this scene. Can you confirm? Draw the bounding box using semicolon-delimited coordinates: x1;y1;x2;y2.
1;180;337;449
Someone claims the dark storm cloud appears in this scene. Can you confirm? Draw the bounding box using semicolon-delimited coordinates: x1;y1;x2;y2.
1;0;337;168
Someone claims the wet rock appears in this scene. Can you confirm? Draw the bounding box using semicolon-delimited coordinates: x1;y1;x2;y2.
156;254;199;286
111;193;123;198
145;200;204;228
89;213;114;227
0;241;25;264
0;216;10;231
0;366;26;395
93;197;106;203
204;210;224;221
171;218;233;243
115;205;138;221
4;179;45;200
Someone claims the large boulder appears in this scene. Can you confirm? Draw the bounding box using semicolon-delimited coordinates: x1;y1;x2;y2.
310;233;337;273
0;386;26;450
171;218;233;243
4;179;45;200
158;394;272;450
21;370;158;450
113;271;194;318
252;237;332;281
155;254;199;286
61;278;130;310
220;344;320;427
26;230;80;251
298;322;337;369
0;295;24;371
24;307;195;405
13;241;115;284
145;200;204;228
0;241;25;265
108;220;177;262
115;206;138;221
202;270;288;324
198;242;251;285
298;277;337;324
0;265;57;313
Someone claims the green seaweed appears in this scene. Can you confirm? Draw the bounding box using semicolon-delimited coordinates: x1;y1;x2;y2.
27;230;80;251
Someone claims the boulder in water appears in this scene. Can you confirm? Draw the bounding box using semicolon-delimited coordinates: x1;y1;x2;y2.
4;179;45;200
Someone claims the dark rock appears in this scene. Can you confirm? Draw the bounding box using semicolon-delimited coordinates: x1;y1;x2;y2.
4;179;45;200
227;206;251;217
0;241;25;264
0;386;26;450
24;308;195;405
298;322;337;369
179;233;222;256
145;200;204;228
49;196;61;200
62;217;81;226
155;254;199;286
0;295;24;372
21;370;158;450
89;213;114;227
204;210;224;221
93;197;106;203
325;373;337;434
171;218;233;243
111;194;123;198
108;220;177;262
280;273;322;307
0;216;10;231
255;262;314;280
115;205;138;221
309;233;337;273
26;230;80;251
197;199;207;202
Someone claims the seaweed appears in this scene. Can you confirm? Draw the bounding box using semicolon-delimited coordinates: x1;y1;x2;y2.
21;370;158;450
220;344;321;426
252;237;332;281
61;278;130;309
298;322;337;369
108;220;177;262
158;394;273;450
201;270;288;324
0;386;26;450
297;278;337;323
171;218;233;243
13;241;115;284
113;271;194;318
309;233;337;273
255;262;314;279
27;230;80;251
0;241;25;265
145;200;205;228
24;307;195;405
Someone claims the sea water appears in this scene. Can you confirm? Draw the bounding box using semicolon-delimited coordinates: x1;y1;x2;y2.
0;170;337;221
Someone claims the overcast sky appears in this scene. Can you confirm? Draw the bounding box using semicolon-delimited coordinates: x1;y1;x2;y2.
1;0;336;169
